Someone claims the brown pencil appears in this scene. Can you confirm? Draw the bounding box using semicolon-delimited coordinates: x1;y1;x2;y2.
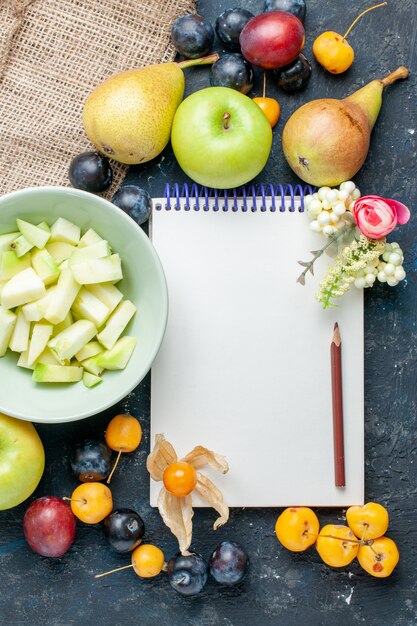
331;322;345;487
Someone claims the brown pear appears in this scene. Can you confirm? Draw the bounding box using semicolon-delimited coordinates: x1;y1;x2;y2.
282;66;409;186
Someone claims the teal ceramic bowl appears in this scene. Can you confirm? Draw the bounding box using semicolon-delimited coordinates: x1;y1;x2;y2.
0;186;168;423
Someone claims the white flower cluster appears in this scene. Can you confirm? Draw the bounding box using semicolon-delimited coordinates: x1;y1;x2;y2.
354;242;406;288
304;181;361;237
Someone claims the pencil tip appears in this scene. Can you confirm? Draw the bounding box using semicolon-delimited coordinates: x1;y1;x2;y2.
333;322;341;345
334;322;339;330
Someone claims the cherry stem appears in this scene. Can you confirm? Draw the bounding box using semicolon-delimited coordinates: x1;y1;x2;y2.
381;66;409;87
62;497;86;504
222;112;231;130
177;53;219;69
263;71;266;99
305;531;368;545
343;2;387;40
107;449;122;484
95;563;133;579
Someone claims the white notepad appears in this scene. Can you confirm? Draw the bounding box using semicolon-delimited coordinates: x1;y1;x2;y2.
150;195;364;507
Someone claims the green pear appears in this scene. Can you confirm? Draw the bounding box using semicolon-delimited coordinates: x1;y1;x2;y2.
83;55;219;165
282;66;409;186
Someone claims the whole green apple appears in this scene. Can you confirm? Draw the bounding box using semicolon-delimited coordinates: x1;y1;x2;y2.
0;413;45;510
171;86;272;189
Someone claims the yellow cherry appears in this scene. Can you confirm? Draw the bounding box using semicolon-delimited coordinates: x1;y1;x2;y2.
313;2;387;74
346;502;389;540
275;507;319;552
357;536;399;578
316;524;359;567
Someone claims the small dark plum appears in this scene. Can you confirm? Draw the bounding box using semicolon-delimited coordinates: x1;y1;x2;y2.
171;14;214;59
69;151;112;193
111;185;152;225
70;439;113;482
103;508;145;553
274;53;311;92
215;8;254;50
264;0;306;23
167;553;208;596
210;54;253;94
209;540;249;586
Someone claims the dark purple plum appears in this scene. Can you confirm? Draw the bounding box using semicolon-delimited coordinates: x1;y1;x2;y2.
210;54;253;94
215;8;254;50
70;439;113;482
264;0;306;23
167;553;208;596
111;185;152;225
274;53;312;92
171;14;214;59
209;541;249;586
69;151;112;193
103;508;145;553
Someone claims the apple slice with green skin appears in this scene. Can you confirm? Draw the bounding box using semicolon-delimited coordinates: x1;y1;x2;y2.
10;235;33;258
37;222;50;233
31;248;60;286
96;336;137;370
8;308;31;353
49;217;80;245
71;254;123;285
48;319;97;362
0;413;45;510
0;232;19;255
0;307;17;356
75;340;103;362
85;282;123;314
0;251;31;281
78;228;104;248
22;286;57;322
72;287;110;328
28;323;54;366
46;242;76;264
1;267;46;310
16;219;50;249
17;350;35;370
50;312;73;337
44;268;81;325
81;355;105;376
171;86;273;189
97;300;136;350
68;240;111;266
36;347;61;366
32;363;83;383
83;372;102;388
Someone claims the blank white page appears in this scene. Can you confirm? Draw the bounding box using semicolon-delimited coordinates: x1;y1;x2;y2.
150;199;364;507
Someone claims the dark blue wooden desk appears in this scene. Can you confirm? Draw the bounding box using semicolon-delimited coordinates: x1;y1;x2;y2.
1;1;416;624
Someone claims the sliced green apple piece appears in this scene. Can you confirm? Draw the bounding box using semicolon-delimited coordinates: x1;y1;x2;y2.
0;251;31;281
17;350;35;370
75;340;103;362
48;319;97;362
10;235;33;257
44;269;81;324
68;240;111;266
28;323;53;366
32;363;83;383
16;219;50;249
78;228;103;248
0;232;19;255
22;286;57;322
31;248;60;286
0;306;17;356
36;347;61;366
49;217;80;245
71;254;123;285
8;308;31;353
81;354;104;376
83;372;102;388
51;311;73;337
1;267;46;309
85;282;123;314
37;222;50;232
96;336;136;370
97;300;136;350
46;242;76;264
71;287;110;327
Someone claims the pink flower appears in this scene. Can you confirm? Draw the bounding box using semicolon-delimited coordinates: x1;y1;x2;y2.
352;195;410;239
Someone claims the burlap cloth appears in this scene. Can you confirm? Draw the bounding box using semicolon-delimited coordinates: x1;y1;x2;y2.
0;0;195;196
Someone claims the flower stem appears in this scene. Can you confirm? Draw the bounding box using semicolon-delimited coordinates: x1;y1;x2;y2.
297;224;355;286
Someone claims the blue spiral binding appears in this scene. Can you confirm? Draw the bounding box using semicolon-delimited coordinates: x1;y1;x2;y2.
155;183;315;213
